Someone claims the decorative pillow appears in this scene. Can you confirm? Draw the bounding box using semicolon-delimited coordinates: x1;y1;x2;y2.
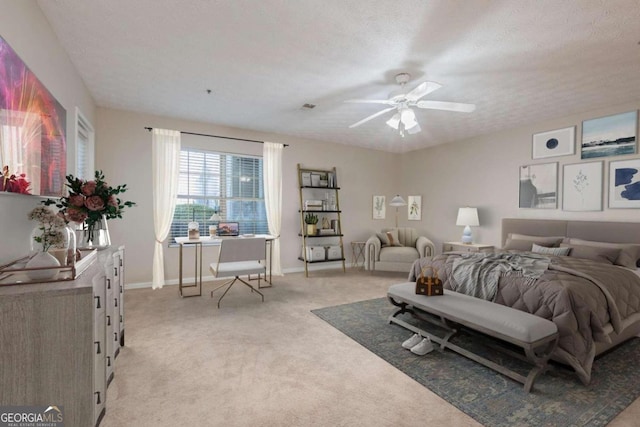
560;243;620;265
503;234;563;251
563;238;640;269
532;243;571;256
376;229;403;247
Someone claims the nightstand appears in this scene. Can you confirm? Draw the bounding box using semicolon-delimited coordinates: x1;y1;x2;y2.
442;242;494;253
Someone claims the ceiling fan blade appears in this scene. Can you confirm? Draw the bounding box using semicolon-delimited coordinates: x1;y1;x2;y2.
407;122;421;135
415;100;476;113
405;81;442;101
348;107;397;128
345;99;396;105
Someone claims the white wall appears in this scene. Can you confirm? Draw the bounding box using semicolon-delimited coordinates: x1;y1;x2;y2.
95;107;402;285
0;0;96;265
401;101;640;252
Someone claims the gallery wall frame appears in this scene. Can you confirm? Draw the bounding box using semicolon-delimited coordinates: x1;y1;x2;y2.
609;158;640;209
407;195;421;220
562;161;603;211
532;126;575;159
519;162;558;209
581;111;637;160
0;35;67;196
373;195;386;219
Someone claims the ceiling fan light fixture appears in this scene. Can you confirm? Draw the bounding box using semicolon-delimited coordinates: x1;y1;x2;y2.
386;113;401;130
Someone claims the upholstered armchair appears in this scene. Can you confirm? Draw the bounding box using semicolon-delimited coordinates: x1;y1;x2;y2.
365;227;435;273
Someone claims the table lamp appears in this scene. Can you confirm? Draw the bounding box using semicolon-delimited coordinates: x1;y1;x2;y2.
456;207;479;244
389;195;407;228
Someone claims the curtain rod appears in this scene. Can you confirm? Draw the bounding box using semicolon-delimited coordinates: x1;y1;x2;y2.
144;127;289;147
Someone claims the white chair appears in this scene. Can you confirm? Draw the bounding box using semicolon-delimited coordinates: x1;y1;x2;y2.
209;237;266;308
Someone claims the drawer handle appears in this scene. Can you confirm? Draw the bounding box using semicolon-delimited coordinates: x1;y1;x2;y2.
95;391;101;405
106;315;111;326
114;332;118;342
114;298;118;308
114;267;118;277
107;356;111;367
94;296;101;309
95;341;101;354
106;278;111;290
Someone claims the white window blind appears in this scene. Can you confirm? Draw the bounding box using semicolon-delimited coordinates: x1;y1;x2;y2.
169;148;268;241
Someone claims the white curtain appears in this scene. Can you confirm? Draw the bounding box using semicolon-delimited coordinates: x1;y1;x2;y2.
263;141;283;276
152;129;181;289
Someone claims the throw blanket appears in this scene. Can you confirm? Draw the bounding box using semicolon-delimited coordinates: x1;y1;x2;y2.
409;253;640;385
451;253;550;300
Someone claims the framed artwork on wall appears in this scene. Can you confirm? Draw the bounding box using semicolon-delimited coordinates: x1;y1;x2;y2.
372;195;386;219
581;111;637;159
562;161;603;211
519;162;557;209
407;195;421;220
609;158;640;208
532;126;575;159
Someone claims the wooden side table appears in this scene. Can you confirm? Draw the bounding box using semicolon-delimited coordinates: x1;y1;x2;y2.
350;241;366;269
442;242;494;253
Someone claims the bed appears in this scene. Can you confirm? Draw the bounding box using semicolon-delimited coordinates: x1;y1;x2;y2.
409;218;640;384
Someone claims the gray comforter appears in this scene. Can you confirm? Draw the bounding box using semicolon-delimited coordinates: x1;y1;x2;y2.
409;253;640;384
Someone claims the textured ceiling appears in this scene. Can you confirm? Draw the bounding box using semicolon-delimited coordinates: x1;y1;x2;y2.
37;0;640;153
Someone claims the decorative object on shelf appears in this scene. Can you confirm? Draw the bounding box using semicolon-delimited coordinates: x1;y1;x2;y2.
456;207;480;244
532;126;575;159
304;213;318;236
24;252;60;281
389;195;407;227
42;170;135;250
581;111;637;159
609;158;640;209
1;165;31;194
408;195;421;221
519;162;558;209
562;161;603;211
372;195;386;219
301;172;312;187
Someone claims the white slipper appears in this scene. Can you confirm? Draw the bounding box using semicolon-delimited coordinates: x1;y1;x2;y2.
402;333;422;349
411;337;435;355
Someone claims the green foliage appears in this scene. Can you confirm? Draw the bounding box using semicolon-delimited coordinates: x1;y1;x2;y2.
304;213;318;224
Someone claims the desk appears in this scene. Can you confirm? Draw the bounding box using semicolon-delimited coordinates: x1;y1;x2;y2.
175;235;275;298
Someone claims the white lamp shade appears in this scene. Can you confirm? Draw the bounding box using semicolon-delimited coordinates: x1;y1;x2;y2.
456;207;479;226
209;213;221;221
386;113;401;130
389;195;407;206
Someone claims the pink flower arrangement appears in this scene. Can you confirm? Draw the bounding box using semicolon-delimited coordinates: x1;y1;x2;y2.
43;170;135;241
1;165;31;194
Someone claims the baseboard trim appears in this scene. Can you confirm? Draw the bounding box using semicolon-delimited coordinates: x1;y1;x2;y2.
125;262;350;290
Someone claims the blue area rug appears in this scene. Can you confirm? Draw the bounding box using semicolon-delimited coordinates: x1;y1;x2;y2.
312;297;640;427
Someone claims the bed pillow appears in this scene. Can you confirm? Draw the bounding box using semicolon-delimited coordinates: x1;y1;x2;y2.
532;243;571;256
560;243;620;265
563;238;640;269
376;229;403;247
503;234;564;251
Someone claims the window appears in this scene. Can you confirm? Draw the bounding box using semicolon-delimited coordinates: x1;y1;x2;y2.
169;148;268;242
75;108;94;180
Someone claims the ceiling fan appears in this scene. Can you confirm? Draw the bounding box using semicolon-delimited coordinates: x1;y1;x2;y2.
345;73;476;136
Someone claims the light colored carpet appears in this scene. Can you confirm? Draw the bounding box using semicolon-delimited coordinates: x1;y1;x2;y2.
102;269;640;427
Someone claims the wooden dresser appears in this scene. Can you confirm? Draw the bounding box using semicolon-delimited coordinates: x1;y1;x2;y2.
0;246;125;427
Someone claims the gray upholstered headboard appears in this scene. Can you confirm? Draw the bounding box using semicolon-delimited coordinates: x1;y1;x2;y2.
501;218;640;267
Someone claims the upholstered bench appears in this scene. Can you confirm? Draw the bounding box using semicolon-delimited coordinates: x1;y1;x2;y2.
387;282;558;392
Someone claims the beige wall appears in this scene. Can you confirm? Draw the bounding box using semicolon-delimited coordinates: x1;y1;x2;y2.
0;0;96;264
95;108;402;285
401;101;640;252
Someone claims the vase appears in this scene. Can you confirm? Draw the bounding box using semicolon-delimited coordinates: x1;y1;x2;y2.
76;215;111;250
25;251;61;281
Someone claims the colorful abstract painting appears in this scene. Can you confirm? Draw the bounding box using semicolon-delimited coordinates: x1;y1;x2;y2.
0;35;66;196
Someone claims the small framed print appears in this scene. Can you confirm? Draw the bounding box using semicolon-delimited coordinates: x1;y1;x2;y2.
373;195;385;219
532;126;575;159
609;158;640;208
582;111;637;159
301;172;312;187
519;162;558;209
562;161;603;211
408;195;421;220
